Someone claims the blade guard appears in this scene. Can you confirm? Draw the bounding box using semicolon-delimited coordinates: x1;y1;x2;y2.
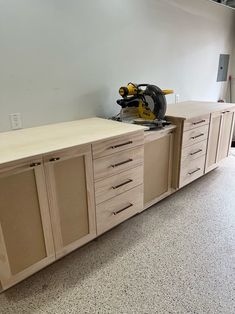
144;85;167;120
138;101;156;120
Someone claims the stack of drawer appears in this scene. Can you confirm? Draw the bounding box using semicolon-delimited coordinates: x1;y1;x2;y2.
179;114;210;187
92;131;144;235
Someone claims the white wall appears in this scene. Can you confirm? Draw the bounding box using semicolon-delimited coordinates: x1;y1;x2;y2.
231;35;235;103
230;30;235;140
0;0;235;132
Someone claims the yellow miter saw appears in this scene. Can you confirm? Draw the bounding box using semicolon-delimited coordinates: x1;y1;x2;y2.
116;83;173;129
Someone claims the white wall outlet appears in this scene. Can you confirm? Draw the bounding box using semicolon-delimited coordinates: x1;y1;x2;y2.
175;94;180;103
9;113;22;130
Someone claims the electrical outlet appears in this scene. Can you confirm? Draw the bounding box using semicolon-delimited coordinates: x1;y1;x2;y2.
9;113;22;130
175;94;180;103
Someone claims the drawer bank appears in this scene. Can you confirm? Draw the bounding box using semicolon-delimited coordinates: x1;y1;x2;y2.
0;101;235;291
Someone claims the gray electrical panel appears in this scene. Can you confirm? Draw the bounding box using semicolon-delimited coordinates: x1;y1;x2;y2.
217;54;230;82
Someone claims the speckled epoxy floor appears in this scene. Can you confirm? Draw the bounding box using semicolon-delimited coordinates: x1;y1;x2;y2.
1;153;235;314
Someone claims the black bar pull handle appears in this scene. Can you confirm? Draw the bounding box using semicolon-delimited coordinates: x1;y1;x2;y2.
191;133;204;140
112;179;133;189
188;168;200;175
111;158;133;168
190;149;203;156
193;120;205;125
113;203;133;215
49;157;60;162
110;141;133;149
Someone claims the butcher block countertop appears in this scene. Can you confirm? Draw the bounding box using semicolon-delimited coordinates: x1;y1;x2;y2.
166;101;235;119
0;117;146;166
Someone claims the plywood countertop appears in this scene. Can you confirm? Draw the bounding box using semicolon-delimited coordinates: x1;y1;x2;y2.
0;117;146;165
166;101;235;119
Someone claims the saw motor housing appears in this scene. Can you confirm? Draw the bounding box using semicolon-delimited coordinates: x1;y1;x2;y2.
117;83;173;121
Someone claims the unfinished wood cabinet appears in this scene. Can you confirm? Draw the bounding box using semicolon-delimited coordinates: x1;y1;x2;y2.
44;145;96;259
144;129;174;209
217;110;234;162
205;110;235;173
0;159;55;291
205;112;222;172
93;130;144;235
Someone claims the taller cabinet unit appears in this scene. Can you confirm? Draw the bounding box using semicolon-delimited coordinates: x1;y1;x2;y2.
205;110;234;173
0;159;55;291
44;145;96;259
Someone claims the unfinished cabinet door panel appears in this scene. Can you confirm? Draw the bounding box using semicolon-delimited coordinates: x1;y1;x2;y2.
217;111;234;162
206;110;235;173
144;132;173;209
0;159;55;291
205;112;222;173
44;145;96;259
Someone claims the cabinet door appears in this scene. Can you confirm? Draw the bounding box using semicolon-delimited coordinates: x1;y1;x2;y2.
217;111;234;162
205;112;223;173
44;145;96;258
0;159;55;291
144;132;173;209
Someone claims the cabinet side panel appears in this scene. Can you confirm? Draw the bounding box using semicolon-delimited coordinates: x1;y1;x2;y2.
53;156;89;246
0;170;47;275
207;115;221;168
165;117;183;189
218;112;234;161
144;135;170;204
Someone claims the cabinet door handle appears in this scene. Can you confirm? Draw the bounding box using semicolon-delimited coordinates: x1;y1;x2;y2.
226;110;230;113
191;133;204;139
190;149;202;156
111;158;133;168
30;162;41;167
193;120;205;125
110;141;133;149
112;179;133;189
113;203;133;215
188;168;200;175
49;157;60;162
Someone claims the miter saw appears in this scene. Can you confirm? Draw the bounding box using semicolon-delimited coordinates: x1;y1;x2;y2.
116;83;173;129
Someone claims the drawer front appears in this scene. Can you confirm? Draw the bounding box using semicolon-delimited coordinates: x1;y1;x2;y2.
180;155;206;188
95;165;143;204
96;185;143;235
92;131;144;159
184;114;210;132
93;146;144;180
182;124;209;148
181;140;207;162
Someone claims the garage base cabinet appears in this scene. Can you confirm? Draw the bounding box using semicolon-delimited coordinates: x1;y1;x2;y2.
0;118;145;291
166;101;235;189
0;160;55;291
0;106;234;291
92;132;144;235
